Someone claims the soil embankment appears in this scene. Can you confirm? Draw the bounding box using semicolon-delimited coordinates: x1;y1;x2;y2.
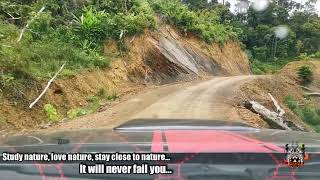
235;60;320;131
0;24;251;131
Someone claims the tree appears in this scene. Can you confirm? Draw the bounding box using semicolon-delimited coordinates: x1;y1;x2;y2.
183;0;218;10
235;0;249;14
234;0;319;61
304;0;317;14
290;12;320;54
213;4;235;24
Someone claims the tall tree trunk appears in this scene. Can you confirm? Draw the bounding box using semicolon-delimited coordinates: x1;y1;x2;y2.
274;38;278;60
124;0;128;13
271;36;278;60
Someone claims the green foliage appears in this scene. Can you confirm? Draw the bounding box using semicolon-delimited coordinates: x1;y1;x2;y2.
1;0;319;82
310;51;320;58
43;104;60;122
0;20;18;40
0;115;7;126
67;96;100;119
95;0;134;14
284;95;302;116
235;0;320;62
302;106;320;126
85;95;100;111
252;46;268;61
86;95;99;103
284;95;320;132
250;59;294;74
183;0;218;10
297;65;313;85
107;93;120;101
96;88;119;101
67;90;119;119
28;12;54;40
97;88;108;98
0;0;33;26
0;73;15;87
152;0;237;43
313;126;320;133
71;7;108;49
1;37;109;78
67;108;89;119
0;0;156;82
70;2;156;49
298;53;311;61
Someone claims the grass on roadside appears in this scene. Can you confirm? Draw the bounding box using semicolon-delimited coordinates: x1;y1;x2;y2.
67;89;119;119
284;95;320;133
250;59;298;75
0;115;7;126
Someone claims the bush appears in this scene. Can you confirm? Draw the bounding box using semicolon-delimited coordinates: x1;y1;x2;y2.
71;7;108;49
70;2;155;50
43;104;60;122
151;0;236;43
298;53;311;61
1;0;156;81
67;108;88;119
29;12;54;40
0;73;15;88
311;51;320;58
0;20;18;40
0;18;110;78
0;0;32;26
96;0;134;13
297;65;313;85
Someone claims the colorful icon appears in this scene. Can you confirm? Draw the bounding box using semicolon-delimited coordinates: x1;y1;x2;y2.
283;142;308;168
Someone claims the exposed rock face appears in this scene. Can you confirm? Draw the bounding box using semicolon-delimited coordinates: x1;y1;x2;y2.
105;25;251;85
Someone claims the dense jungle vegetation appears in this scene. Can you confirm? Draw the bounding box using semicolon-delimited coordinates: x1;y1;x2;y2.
0;0;319;82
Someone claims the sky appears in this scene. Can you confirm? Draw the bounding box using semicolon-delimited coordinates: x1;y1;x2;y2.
216;0;320;15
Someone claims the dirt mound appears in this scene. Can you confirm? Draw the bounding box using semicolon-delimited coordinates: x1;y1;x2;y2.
0;24;251;132
235;60;320;131
280;60;320;90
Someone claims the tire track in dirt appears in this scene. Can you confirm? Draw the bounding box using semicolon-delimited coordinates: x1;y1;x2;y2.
49;76;258;131
132;76;255;121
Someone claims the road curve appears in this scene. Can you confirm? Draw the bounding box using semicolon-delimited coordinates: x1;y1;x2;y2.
132;76;255;121
50;76;257;131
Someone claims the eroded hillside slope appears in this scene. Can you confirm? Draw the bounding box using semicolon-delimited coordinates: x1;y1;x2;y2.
0;24;251;131
236;60;320;132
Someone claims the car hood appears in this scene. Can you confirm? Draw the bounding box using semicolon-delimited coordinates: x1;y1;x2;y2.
1;119;320;153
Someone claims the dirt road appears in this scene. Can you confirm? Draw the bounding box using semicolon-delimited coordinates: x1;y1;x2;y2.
51;76;257;131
